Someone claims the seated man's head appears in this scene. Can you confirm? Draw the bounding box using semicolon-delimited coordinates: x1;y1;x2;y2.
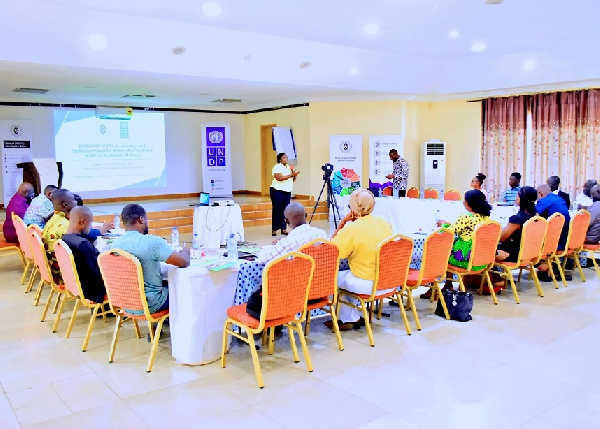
44;185;58;200
547;176;560;192
67;206;94;235
18;182;34;202
121;204;148;234
51;188;77;215
591;185;600;203
509;172;521;189
349;189;375;218
583;179;597;197
283;202;307;230
537;184;552;200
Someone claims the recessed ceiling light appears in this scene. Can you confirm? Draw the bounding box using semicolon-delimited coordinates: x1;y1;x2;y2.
299;61;312;69
172;46;186;55
88;33;108;52
486;0;503;4
448;30;460;39
13;88;48;94
523;60;536;71
350;66;359;75
243;54;252;60
201;2;223;17
470;41;487;53
362;23;380;35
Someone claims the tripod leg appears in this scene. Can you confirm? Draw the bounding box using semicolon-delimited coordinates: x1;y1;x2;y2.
309;180;328;224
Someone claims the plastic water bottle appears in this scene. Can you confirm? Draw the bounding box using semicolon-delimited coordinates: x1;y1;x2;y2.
420;188;424;199
378;188;382;197
227;234;237;262
113;213;120;230
192;233;200;258
439;190;444;201
171;227;180;250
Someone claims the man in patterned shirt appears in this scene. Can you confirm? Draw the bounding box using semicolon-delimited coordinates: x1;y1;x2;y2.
24;184;57;228
386;149;409;197
501;172;521;205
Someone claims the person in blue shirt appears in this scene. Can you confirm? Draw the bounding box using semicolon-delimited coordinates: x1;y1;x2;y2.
501;172;521;205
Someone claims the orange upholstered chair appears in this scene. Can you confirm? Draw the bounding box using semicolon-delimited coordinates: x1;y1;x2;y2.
337;235;413;346
535;213;567;289
55;240;111;352
401;228;454;327
582;242;600;279
29;228;68;331
556;210;591;282
0;217;24;270
298;239;343;351
406;187;419;199
24;225;43;294
423;188;439;199
382;186;393;197
98;249;160;372
495;216;547;303
221;252;315;388
444;190;461;201
12;213;35;288
446;221;502;304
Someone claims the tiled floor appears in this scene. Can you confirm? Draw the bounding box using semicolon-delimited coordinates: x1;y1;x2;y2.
1;222;599;428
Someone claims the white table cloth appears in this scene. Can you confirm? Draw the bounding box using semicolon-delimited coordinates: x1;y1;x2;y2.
193;204;245;248
168;263;239;365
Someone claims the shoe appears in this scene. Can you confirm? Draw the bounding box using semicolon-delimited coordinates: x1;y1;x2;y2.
281;230;289;235
272;231;277;237
537;271;553;282
388;300;400;307
324;319;360;331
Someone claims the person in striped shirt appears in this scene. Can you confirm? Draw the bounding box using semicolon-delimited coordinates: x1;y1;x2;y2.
501;172;521;205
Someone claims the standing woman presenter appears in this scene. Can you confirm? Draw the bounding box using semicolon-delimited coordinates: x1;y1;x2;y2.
270;153;299;236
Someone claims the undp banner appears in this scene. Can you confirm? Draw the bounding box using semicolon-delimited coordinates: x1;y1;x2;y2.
201;123;232;197
329;135;362;196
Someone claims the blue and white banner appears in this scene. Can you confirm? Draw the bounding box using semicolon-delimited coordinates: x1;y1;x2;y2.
201;123;232;197
368;134;403;194
0;120;33;204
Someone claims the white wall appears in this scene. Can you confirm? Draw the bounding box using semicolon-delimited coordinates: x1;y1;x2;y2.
0;106;245;203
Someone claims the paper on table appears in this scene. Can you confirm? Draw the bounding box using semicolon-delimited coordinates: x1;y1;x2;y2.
206;261;237;271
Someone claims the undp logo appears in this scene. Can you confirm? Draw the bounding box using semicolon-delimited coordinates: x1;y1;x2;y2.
340;141;352;153
209;131;224;144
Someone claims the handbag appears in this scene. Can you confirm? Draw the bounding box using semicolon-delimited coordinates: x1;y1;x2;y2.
435;288;473;322
245;287;262;319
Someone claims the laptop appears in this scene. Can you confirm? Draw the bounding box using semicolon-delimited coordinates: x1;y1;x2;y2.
189;192;210;207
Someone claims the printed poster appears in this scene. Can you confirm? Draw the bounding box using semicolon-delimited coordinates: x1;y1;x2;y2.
368;135;403;194
0;120;33;204
201;123;232;197
329;135;362;196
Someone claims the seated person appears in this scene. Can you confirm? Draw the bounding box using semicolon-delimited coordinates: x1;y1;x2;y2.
61;206;107;303
326;189;393;331
547;175;571;208
500;172;521;205
575;179;597;210
24;184;57;228
496;186;538;263
584;185;600;245
470;173;487;197
3;182;34;243
111;204;190;314
430;189;491;297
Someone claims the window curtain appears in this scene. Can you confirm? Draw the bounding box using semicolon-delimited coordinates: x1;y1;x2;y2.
530;89;600;199
481;96;527;201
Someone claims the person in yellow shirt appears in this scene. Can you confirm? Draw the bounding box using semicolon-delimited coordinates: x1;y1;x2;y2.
328;189;393;330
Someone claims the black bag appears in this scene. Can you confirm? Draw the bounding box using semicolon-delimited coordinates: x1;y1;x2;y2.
246;288;262;319
435;289;473;322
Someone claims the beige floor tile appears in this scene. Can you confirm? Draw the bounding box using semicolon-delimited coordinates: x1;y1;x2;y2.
531;381;600;428
6;385;71;426
203;407;282;428
357;413;419;429
51;373;119;412
0;390;20;429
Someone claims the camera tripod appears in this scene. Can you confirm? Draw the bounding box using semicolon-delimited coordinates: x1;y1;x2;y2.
309;174;341;228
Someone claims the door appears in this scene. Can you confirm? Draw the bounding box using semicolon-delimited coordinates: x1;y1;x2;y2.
261;124;276;195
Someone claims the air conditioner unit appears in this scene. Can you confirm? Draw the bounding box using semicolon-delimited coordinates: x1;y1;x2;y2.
95;106;133;120
420;140;446;192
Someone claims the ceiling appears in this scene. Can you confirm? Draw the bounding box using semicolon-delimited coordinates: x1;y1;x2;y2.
1;0;599;110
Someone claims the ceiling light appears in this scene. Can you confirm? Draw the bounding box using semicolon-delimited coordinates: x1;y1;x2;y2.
486;0;503;4
350;67;359;75
523;60;536;71
172;46;186;55
470;41;487;53
362;23;380;35
201;2;223;17
448;30;460;39
299;61;312;69
243;55;252;60
13;88;48;94
211;98;241;103
87;33;108;52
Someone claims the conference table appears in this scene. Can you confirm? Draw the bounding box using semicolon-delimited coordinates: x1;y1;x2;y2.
193;204;245;248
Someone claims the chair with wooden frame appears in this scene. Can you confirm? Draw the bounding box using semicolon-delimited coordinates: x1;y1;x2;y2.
98;249;159;372
423;188;439;199
494;215;547;303
337;234;413;346
446;221;502;304
298;239;344;351
26;224;44;295
529;213;567;289
12;213;36;289
382;186;393;197
54;240;111;352
444;190;461;201
28;228;68;331
400;228;454;328
406;187;420;199
555;210;591;282
221;252;315;389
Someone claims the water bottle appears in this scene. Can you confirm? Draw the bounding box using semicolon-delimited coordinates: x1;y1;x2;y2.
420;188;424;199
192;233;200;258
113;213;120;230
171;227;180;250
378;188;382;197
439;190;445;201
227;234;237;262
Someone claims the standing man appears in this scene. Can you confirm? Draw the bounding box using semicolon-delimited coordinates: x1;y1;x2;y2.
386;149;409;197
547;176;571;209
3;182;34;243
500;172;521;205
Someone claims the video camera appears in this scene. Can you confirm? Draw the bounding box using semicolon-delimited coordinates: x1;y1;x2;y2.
321;163;334;179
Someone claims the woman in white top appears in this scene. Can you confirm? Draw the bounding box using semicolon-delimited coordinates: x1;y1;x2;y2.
270;153;300;236
471;173;488;197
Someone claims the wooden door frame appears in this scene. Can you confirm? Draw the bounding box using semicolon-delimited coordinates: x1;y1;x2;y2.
260;123;277;195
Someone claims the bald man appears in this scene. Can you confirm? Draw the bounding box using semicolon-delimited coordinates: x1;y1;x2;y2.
537;184;571;250
61;207;106;303
3;182;34;243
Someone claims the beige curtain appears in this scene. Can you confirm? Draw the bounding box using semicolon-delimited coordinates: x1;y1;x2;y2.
531;89;600;199
481;96;527;201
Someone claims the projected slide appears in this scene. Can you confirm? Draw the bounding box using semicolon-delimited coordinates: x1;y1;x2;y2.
54;110;166;192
